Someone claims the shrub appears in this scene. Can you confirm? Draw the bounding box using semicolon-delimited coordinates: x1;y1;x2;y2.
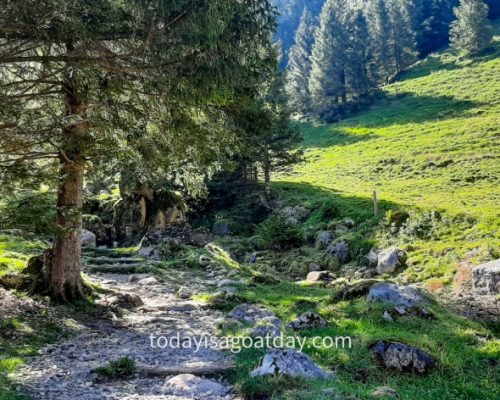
94;357;137;379
258;215;304;250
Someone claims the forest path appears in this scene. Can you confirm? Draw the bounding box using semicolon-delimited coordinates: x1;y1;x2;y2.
11;251;238;400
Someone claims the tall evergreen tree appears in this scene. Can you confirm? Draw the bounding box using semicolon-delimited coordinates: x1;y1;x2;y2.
344;11;372;102
285;8;315;114
388;0;419;74
450;0;493;56
368;0;394;83
0;0;276;301
309;0;347;119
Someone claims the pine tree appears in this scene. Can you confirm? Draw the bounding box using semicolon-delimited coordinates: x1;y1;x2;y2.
0;0;276;301
309;0;347;119
388;0;419;74
368;0;395;83
344;11;372;102
285;8;316;115
450;0;493;56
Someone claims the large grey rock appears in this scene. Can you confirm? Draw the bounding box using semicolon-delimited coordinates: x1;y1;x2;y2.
287;312;328;330
367;283;423;307
376;248;407;274
473;260;500;295
371;341;434;374
228;304;278;325
326;241;350;263
137;246;162;260
281;206;311;225
251;349;332;379
316;231;333;250
163;374;228;397
81;229;96;248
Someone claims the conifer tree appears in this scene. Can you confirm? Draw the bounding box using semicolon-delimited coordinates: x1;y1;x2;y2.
309;0;347;119
344;11;372;102
368;0;395;83
450;0;493;56
388;0;419;74
285;9;316;115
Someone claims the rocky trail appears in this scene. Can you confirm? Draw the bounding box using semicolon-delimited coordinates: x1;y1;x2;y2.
11;250;239;400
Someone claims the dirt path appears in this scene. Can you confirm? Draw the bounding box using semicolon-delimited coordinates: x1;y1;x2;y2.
11;252;238;400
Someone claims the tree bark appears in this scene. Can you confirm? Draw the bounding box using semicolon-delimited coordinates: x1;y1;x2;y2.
48;57;88;302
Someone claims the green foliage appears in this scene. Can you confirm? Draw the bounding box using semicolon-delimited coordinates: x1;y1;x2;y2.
257;215;304;250
94;357;137;379
450;0;493;56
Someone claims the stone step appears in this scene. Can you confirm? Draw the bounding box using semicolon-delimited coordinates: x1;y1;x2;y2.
82;256;147;265
85;263;157;274
82;248;137;258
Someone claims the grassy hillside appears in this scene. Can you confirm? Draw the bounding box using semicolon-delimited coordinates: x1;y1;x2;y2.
275;22;500;284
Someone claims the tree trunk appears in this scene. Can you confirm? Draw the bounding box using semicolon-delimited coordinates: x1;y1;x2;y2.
49;59;88;302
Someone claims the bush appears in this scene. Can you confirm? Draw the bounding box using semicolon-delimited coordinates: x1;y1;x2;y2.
94;357;137;379
258;215;304;251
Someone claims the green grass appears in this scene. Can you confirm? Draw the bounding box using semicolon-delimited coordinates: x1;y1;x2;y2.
225;282;500;400
0;234;48;277
274;22;500;284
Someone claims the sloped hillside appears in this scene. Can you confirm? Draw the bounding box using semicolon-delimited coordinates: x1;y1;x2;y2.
276;21;500;284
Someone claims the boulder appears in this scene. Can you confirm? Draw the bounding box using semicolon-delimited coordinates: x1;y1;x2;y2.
251;323;282;339
315;231;333;250
287;312;328;330
363;249;379;269
228;304;278;325
83;215;109;245
472;259;500;295
251;349;332;379
81;229;97;248
137;246;161;260
280;206;311;224
376;248;407;275
367;283;424;307
371;341;434;374
326;241;350;263
305;271;334;284
162;374;228;397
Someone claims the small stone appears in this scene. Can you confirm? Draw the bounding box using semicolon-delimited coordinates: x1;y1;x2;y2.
372;386;400;398
383;311;394;322
136;277;159;286
304;271;334;284
287;312;328;330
